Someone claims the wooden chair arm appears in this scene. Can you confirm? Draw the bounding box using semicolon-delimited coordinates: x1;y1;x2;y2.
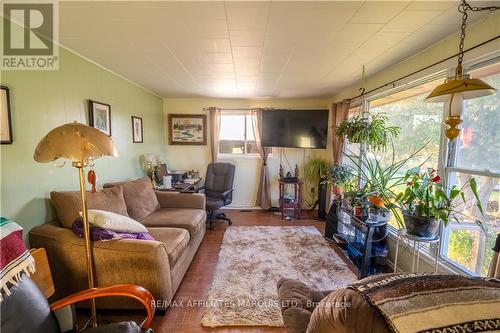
50;284;155;329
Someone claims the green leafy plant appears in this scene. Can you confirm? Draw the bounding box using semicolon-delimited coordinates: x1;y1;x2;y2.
330;164;355;193
336;113;400;151
394;168;484;229
304;158;330;182
343;144;428;206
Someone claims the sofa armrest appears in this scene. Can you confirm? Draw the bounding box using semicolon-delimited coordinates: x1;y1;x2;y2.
155;191;206;210
29;224;174;308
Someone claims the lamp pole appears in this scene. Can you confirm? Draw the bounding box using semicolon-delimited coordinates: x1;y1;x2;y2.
74;160;97;327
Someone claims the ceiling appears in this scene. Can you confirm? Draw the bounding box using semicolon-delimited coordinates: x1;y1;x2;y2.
59;1;493;99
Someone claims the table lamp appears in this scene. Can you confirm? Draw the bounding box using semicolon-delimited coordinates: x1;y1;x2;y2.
34;122;118;326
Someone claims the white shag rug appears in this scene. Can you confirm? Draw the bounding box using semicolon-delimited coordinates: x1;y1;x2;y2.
201;226;357;327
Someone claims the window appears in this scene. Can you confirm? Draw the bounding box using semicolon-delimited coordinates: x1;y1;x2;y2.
368;78;445;229
442;61;500;275
346;58;499;275
219;111;259;155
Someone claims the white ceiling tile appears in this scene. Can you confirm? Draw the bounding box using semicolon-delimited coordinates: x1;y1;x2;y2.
350;1;409;24
381;10;444;32
230;30;265;47
333;24;384;42
405;1;456;11
182;2;226;20
361;32;410;49
227;6;269;30
188;20;229;39
196;53;233;64
232;46;263;59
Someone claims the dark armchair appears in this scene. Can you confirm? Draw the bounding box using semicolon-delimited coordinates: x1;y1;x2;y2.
1;275;155;333
201;162;235;229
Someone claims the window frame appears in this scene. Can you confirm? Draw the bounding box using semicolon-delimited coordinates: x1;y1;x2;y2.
218;110;261;159
347;55;500;276
438;59;500;275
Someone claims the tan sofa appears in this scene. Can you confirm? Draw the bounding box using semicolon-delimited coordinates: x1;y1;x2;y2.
29;177;206;309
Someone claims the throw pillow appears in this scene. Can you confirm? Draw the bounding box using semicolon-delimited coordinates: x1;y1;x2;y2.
103;177;160;221
81;209;148;233
51;186;129;229
72;219;154;241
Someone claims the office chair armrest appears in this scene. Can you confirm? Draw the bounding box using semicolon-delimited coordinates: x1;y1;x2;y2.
221;189;234;199
50;284;155;329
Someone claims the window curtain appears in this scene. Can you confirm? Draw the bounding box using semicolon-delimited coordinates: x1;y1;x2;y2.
331;100;351;164
251;108;271;209
209;107;221;163
488;233;500;278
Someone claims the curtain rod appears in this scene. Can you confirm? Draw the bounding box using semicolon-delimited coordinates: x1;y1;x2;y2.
346;35;500;102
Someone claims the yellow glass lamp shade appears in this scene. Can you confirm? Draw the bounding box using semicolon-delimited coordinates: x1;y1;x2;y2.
425;74;496;103
34;122;118;163
425;74;496;140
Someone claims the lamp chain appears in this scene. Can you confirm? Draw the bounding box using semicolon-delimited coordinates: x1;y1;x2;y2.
456;0;499;76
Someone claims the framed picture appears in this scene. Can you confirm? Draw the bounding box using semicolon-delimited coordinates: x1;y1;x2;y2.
1;86;13;144
88;100;111;136
131;116;143;143
168;114;207;145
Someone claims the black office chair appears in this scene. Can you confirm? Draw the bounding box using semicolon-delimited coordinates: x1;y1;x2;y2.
201;162;235;229
1;274;155;333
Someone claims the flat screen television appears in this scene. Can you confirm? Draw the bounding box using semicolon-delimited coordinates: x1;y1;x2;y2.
261;109;329;149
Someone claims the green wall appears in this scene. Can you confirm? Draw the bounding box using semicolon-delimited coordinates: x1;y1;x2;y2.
0;47;165;239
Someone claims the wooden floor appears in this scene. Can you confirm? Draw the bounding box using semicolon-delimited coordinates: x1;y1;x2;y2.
93;210;355;333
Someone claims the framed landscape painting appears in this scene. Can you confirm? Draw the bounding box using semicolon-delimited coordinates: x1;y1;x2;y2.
132;116;143;143
0;86;13;144
168;114;207;145
88;100;111;136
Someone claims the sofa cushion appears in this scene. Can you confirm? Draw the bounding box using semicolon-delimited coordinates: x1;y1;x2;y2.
51;186;129;229
147;227;190;266
104;177;160;221
141;208;205;237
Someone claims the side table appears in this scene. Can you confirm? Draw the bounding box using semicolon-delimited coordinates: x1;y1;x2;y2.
278;179;302;220
393;229;440;273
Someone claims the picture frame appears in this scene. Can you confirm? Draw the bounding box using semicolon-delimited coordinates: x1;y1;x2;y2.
168;114;207;145
88;100;111;136
131;116;143;143
1;86;13;144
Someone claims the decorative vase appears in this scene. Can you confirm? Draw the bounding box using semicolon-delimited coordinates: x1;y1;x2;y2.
402;212;439;237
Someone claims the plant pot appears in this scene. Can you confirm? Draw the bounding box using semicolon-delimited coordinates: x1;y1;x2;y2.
402;212;439;238
354;206;362;217
367;195;385;208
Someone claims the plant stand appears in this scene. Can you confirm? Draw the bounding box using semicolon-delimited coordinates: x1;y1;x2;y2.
279;179;302;220
393;229;440;274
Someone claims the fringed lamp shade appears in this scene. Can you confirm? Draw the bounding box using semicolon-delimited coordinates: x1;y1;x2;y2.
34;122;118;163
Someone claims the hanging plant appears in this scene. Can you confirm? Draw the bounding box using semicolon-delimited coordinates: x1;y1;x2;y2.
336;113;400;151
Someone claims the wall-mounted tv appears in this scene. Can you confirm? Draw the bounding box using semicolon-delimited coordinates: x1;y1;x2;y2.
261;109;329;149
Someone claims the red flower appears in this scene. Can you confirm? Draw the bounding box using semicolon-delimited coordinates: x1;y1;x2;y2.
407;181;413;186
431;176;441;183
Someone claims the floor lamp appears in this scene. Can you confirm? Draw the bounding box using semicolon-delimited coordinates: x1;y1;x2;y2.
34;122;118;326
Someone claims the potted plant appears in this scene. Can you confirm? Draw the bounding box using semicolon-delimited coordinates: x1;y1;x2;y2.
329;164;354;199
336;113;400;151
393;168;484;238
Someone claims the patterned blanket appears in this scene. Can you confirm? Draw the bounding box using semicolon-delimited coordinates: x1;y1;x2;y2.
349;273;500;333
0;217;35;301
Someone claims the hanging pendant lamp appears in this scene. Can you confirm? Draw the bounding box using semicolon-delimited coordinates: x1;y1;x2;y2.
425;0;498;140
